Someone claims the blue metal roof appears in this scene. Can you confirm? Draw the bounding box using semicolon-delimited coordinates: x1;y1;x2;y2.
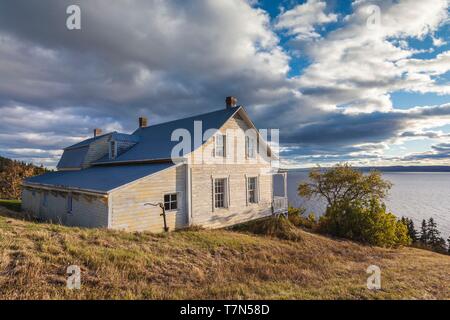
25;163;175;193
94;106;241;164
57;146;89;169
58;132;140;169
111;132;140;143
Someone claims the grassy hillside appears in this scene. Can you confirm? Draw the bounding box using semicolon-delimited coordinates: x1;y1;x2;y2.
0;205;448;300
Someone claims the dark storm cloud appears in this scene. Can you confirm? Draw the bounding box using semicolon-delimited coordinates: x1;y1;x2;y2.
279;104;450;145
281;143;382;157
403;143;450;161
0;0;289;117
273;103;450;162
400;131;440;138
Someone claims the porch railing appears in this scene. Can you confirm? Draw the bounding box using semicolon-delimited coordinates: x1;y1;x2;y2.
272;196;288;215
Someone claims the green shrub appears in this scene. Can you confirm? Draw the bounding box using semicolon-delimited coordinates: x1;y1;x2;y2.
317;200;411;247
0;199;21;212
288;206;317;230
232;216;303;241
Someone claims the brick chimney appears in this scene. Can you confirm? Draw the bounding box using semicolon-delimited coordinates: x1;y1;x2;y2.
225;96;237;109
93;128;102;137
139;116;148;128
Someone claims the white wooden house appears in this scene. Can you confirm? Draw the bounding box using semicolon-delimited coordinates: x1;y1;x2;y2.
22;97;287;232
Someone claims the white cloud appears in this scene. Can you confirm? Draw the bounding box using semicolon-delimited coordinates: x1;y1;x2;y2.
432;36;447;47
291;0;450;114
397;51;450;77
275;0;338;40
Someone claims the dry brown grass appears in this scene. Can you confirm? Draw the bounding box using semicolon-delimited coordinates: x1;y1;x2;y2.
0;206;449;300
230;216;303;241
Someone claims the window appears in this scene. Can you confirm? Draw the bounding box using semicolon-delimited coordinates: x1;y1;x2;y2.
109;140;117;159
247;177;258;203
214;178;227;208
246;136;256;158
215;134;226;157
43;192;48;207
67;194;73;214
164;193;178;211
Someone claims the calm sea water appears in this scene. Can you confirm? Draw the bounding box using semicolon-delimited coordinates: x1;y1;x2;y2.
276;171;450;238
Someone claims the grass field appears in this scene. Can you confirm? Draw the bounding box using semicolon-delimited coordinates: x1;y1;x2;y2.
0;204;448;299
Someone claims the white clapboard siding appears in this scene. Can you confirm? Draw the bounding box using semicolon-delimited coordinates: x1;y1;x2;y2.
21;188;108;227
109;165;186;232
83;135;111;168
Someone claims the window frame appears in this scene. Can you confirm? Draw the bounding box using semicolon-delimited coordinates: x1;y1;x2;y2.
213;178;228;209
246;136;256;159
214;134;226;158
247;176;259;204
109;140;117;159
163;193;178;211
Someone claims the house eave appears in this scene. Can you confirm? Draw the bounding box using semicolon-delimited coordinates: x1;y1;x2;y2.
63;132;114;151
56;167;82;171
22;182;108;197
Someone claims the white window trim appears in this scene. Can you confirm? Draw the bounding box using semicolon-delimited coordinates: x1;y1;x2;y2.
163;192;179;212
214;134;226;158
258;174;261;203
245;136;256;159
245;174;248;206
247;176;259;204
212;176;229;210
109;140;118;159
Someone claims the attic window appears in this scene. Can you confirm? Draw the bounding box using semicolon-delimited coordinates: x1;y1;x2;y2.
246;136;256;158
109;140;117;159
214;134;226;157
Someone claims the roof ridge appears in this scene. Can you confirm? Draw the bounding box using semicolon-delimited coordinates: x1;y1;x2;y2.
64;131;117;150
133;106;240;134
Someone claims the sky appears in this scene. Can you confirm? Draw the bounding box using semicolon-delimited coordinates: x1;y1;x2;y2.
0;0;449;168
